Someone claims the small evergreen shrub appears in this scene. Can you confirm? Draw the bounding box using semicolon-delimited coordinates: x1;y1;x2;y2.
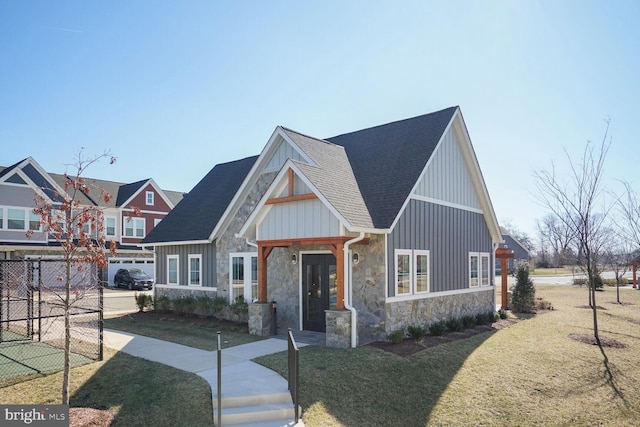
445;317;463;332
388;329;405;344
134;293;153;312
407;325;427;341
429;321;446;336
511;262;536;313
211;296;228;314
475;312;491;325
230;296;248;315
461;315;477;329
173;296;197;316
195;295;212;317
153;295;171;313
498;309;508;319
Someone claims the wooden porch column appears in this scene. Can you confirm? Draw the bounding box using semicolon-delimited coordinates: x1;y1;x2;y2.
257;243;274;303
327;242;345;310
495;247;515;310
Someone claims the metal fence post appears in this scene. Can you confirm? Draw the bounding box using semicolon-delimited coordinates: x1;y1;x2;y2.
217;331;222;427
99;284;104;361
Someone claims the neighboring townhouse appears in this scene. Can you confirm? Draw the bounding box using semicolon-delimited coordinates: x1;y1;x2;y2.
0;157;184;283
500;227;531;273
143;106;503;347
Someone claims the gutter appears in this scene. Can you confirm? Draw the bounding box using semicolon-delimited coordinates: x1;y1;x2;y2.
343;232;366;348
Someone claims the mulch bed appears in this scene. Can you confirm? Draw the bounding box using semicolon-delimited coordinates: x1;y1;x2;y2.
568;334;627;349
368;318;521;357
69;408;116;427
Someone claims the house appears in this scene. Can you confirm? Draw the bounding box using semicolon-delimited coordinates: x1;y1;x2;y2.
500;227;531;273
143;106;502;347
0;157;184;284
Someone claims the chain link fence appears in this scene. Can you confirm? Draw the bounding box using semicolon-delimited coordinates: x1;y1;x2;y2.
0;259;103;382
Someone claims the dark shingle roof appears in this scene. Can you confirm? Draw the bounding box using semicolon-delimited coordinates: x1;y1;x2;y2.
326;106;457;228
142;156;258;244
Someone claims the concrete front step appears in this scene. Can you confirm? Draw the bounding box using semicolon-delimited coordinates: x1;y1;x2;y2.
214;403;295;425
213;392;300;426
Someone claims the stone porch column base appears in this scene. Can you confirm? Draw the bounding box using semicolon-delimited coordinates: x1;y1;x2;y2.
326;310;352;348
249;302;274;336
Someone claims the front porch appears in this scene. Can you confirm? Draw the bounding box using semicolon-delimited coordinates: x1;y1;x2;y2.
248;237;368;348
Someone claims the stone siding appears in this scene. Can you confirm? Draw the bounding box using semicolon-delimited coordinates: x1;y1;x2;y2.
385;288;494;333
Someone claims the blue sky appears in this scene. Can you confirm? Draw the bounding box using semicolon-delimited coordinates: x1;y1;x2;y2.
1;1;638;239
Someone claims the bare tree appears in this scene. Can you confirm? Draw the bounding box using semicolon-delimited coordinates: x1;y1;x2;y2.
534;121;611;353
28;150;117;404
619;181;640;250
536;213;577;268
602;232;633;303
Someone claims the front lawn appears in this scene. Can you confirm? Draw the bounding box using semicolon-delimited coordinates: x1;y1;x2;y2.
0;348;213;426
104;311;264;350
256;285;640;426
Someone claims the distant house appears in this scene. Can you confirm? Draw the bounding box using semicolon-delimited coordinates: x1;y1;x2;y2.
143;106;502;347
0;157;184;284
500;227;531;273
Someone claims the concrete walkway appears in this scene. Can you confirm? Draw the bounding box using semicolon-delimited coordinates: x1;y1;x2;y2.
103;329;307;426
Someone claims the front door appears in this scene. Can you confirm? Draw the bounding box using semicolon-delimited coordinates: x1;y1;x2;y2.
302;254;337;332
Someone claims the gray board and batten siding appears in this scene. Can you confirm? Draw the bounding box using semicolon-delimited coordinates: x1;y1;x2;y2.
387;199;492;296
155;243;216;287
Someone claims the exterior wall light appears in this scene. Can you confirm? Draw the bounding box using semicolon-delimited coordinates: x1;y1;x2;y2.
291;253;297;264
352;252;359;264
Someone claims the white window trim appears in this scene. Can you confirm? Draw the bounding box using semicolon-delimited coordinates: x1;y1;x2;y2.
7;207;26;231
469;252;490;288
481;253;490;287
229;252;258;303
188;254;202;286
146;191;154;206
105;216;117;237
394;249;413;296
124;217;146;238
414;250;430;294
167;255;179;286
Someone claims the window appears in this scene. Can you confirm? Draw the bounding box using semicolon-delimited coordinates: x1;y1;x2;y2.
8;209;25;230
154;218;162;228
394;249;430;296
105;216;116;237
188;254;201;286
146;191;154;206
415;251;430;293
167;255;179;285
469;252;491;288
0;209;3;229
395;250;412;295
230;253;258;303
29;211;41;231
124;217;145;238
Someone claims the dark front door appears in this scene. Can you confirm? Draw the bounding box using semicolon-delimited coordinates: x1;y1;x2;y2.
302;254;337;332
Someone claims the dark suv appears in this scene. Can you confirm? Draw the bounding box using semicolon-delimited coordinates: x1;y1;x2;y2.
114;268;154;290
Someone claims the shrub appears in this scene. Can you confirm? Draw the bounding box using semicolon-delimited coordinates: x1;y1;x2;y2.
461;315;477;329
134;293;153;312
407;325;426;341
388;329;405;344
195;295;212;317
511;262;536;313
475;312;492;325
498;309;508;319
492;311;500;322
445;317;463;332
230;296;248;315
154;295;171;313
211;296;228;314
428;321;446;336
590;274;604;291
173;296;197;316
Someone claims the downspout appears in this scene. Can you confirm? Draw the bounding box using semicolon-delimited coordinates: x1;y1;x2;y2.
245;238;258;249
344;232;365;348
492;242;499;309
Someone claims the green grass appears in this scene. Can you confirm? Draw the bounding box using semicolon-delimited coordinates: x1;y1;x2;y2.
256;285;640;426
0;347;213;426
104;311;264;350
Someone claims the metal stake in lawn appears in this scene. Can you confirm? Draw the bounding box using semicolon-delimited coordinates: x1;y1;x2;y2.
217;331;222;427
496;247;514;310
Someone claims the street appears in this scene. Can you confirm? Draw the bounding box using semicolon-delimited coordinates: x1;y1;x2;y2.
103;287;152;315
